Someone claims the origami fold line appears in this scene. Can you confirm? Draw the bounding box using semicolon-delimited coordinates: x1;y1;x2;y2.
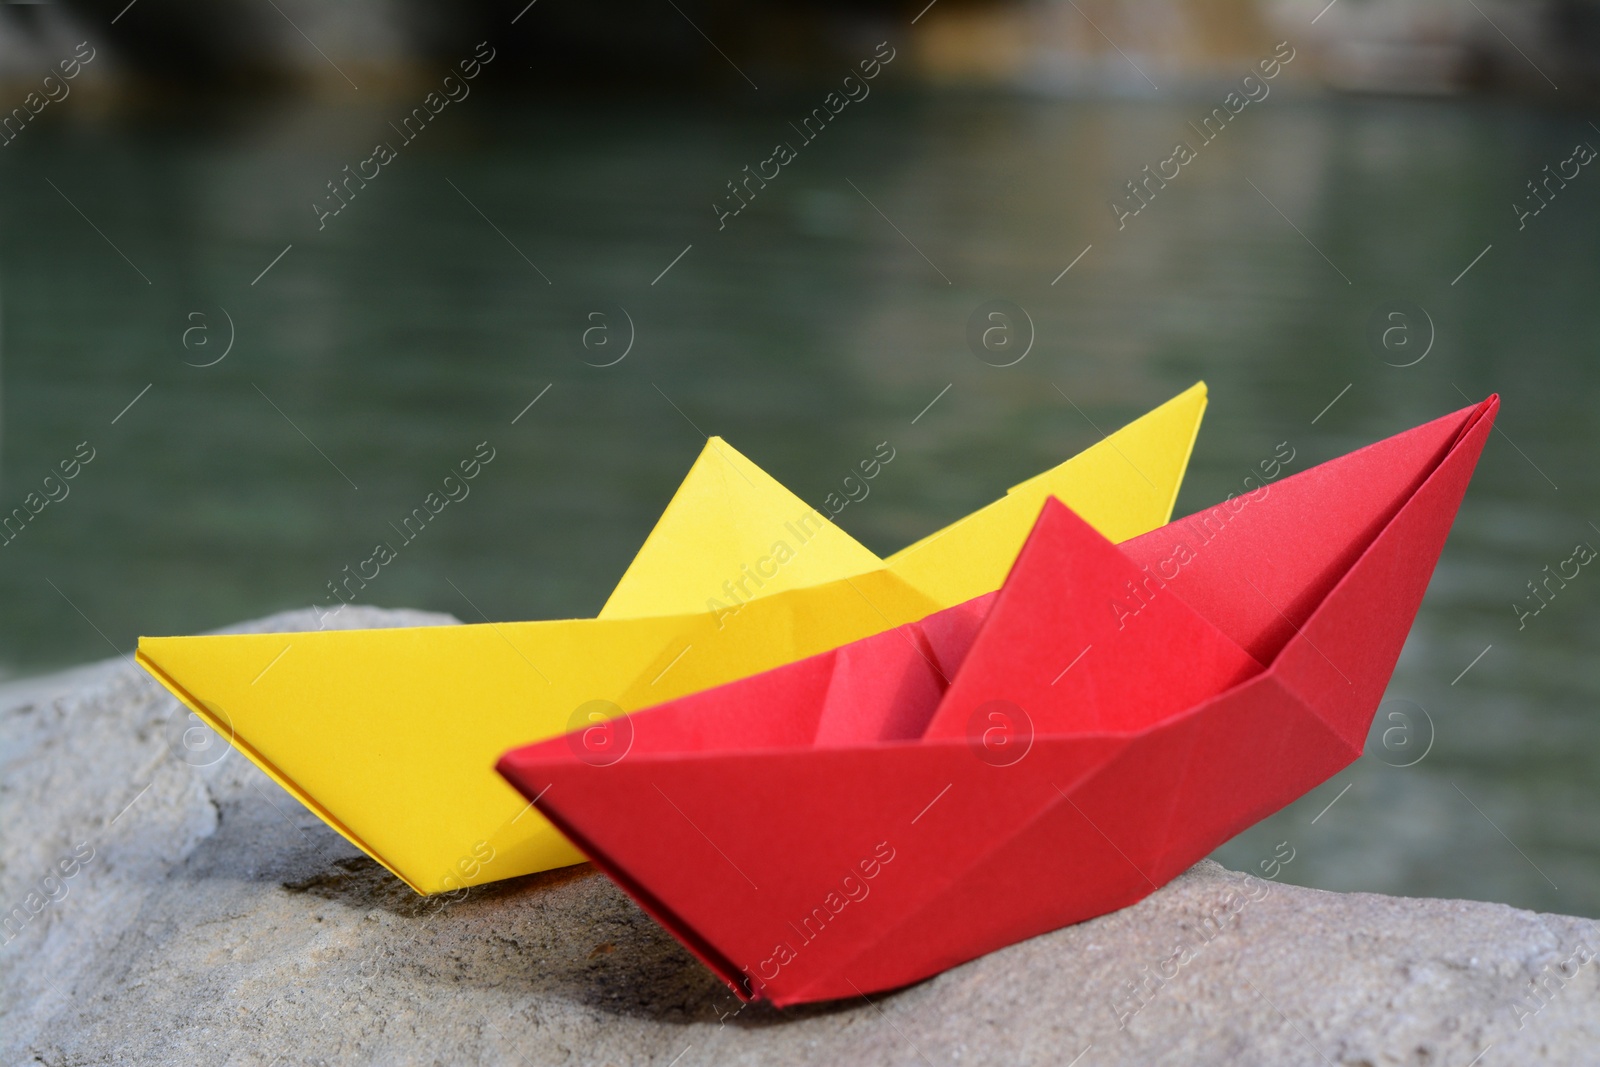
497;396;1498;1006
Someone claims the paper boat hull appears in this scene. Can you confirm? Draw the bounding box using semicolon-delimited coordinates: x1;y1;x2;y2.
498;397;1496;1005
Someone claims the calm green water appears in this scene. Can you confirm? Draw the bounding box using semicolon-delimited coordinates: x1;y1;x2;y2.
1;92;1596;917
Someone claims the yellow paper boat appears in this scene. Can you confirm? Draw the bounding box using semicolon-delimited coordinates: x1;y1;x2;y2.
137;384;1207;894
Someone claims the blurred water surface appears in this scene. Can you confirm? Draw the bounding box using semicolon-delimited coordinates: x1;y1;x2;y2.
1;91;1595;916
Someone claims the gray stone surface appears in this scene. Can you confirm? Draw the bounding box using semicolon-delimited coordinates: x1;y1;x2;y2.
3;608;1597;1066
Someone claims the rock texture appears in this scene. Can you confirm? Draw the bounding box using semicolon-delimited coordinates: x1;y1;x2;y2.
3;607;1597;1066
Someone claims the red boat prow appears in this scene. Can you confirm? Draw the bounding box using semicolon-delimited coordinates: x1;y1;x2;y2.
497;397;1498;1006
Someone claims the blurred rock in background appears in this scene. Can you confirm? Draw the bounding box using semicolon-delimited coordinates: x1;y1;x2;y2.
0;0;1596;99
910;0;1592;97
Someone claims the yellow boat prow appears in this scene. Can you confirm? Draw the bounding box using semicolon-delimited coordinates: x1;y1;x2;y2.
137;383;1207;894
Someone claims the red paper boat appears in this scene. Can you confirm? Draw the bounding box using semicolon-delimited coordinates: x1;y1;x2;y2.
497;397;1497;1006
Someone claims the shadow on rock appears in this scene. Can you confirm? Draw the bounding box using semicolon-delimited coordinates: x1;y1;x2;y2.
279;851;891;1028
